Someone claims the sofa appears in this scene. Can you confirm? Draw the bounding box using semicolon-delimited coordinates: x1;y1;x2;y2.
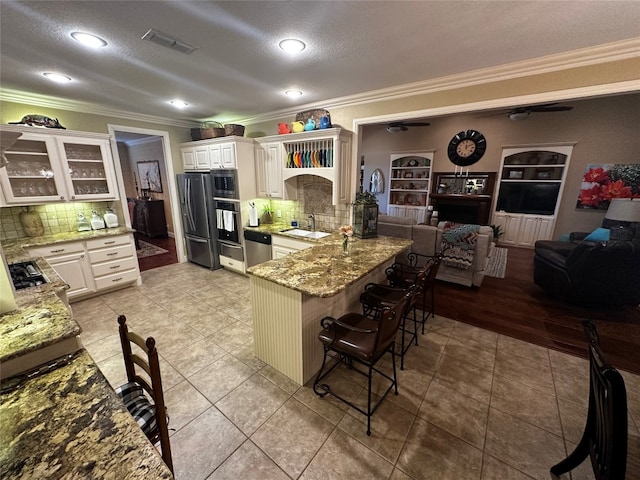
377;214;494;287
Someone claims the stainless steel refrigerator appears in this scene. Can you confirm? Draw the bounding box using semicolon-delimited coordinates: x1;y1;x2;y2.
177;172;221;269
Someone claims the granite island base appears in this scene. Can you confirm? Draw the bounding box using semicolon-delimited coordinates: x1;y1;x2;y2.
248;235;413;385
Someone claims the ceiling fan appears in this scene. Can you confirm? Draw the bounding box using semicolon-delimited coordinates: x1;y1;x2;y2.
386;121;430;133
501;103;574;120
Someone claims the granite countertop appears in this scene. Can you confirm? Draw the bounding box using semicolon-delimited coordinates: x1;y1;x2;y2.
247;235;413;297
0;350;173;479
2;226;134;254
0;290;79;363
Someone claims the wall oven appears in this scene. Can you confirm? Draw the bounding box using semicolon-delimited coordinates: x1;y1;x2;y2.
211;169;239;199
215;200;241;245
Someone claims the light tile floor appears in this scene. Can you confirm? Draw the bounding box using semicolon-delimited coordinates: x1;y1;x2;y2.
72;262;640;480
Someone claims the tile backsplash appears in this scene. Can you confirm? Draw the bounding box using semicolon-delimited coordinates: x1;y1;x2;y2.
0;202;122;241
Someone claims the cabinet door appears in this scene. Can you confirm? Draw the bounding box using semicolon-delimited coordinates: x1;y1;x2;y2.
404;207;425;223
220;143;237;168
537;217;555;242
518;216;540;247
265;143;282;197
182;148;196;170
56;137;118;201
495;213;520;246
47;252;95;299
272;245;297;259
387;206;406;217
255;145;269;197
209;145;222;168
0;133;69;204
194;145;210;170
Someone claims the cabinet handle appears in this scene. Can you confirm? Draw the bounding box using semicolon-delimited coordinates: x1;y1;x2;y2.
111;277;123;283
106;252;118;257
104;241;116;245
60;196;65;200
81;254;84;259
71;195;75;199
51;248;65;253
109;265;121;270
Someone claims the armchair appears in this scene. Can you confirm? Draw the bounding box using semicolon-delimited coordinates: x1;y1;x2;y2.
534;239;640;308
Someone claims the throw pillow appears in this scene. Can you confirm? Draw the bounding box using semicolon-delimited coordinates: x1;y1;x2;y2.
584;227;610;241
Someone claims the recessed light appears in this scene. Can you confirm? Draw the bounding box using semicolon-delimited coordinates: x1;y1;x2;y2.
71;31;107;48
279;38;306;53
43;72;72;83
169;99;189;108
284;89;303;98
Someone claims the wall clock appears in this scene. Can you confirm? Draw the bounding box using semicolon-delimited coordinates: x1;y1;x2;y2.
447;130;487;166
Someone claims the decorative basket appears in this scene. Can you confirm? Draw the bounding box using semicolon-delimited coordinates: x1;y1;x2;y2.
191;122;226;141
224;124;245;137
295;108;331;126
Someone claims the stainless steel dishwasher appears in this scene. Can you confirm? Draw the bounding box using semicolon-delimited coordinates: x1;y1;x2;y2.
243;230;272;267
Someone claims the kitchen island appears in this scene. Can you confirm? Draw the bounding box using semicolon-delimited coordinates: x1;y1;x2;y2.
247;234;412;385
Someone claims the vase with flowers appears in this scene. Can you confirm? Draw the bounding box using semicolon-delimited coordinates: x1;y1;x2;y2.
339;225;353;254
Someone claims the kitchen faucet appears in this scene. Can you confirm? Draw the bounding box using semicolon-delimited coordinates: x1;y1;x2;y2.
308;214;315;231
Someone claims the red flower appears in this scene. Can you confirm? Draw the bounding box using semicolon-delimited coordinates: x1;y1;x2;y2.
600;179;633;200
583;167;609;184
578;185;604;206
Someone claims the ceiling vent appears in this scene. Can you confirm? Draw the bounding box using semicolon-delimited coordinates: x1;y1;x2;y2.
141;28;198;54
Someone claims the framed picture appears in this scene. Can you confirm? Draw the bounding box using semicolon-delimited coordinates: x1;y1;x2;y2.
536;169;552;179
509;169;524;179
137;160;162;193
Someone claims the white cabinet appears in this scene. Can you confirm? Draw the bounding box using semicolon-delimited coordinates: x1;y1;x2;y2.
0;126;118;205
28;233;140;301
387;151;433;223
28;241;94;300
255;141;283;198
210;142;236;168
493;212;555;247
271;234;314;258
181;137;255;173
492;144;573;247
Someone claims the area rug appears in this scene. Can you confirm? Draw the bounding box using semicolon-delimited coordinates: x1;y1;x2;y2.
485;247;508;278
136;240;169;258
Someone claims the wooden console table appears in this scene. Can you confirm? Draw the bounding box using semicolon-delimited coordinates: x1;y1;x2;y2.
133;199;168;238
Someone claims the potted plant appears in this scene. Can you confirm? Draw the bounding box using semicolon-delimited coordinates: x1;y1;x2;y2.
490;224;504;244
262;204;274;224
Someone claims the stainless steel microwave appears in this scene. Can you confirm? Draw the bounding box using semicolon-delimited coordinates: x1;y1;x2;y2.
211;169;238;199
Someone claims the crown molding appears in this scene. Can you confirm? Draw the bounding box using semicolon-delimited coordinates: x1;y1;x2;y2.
2;38;639;128
231;37;640;126
0;89;199;129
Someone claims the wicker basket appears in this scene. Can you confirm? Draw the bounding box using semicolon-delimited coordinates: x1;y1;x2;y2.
224;124;245;137
295;108;331;126
191;122;226;141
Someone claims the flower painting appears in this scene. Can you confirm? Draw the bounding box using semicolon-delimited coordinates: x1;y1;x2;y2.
577;163;640;210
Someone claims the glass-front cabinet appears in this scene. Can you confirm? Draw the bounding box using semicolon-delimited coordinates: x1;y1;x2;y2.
0;127;118;205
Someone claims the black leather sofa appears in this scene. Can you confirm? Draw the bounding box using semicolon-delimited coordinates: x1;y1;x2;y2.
534;238;640;308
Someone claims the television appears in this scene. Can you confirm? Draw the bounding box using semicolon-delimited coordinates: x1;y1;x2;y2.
496;182;560;215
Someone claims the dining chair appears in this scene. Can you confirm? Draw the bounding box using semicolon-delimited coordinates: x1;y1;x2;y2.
550;319;627;480
116;315;173;474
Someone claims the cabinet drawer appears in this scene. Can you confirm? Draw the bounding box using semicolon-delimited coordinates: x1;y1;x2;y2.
88;244;135;264
219;254;245;273
86;235;130;250
29;242;84;258
94;269;139;291
92;257;138;277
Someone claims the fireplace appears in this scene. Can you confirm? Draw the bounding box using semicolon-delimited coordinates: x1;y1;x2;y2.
430;194;493;225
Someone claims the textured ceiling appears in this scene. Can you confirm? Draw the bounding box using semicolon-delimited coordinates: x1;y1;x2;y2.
1;1;639;124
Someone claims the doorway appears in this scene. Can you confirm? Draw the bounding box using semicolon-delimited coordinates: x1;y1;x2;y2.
107;125;185;271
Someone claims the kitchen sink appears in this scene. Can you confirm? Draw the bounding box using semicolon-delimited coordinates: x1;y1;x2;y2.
282;228;331;239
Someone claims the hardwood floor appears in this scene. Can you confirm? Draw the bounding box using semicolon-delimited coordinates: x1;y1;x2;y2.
433;246;640;374
136;234;178;272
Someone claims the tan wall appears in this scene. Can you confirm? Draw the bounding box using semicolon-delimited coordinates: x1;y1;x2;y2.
358;94;640;238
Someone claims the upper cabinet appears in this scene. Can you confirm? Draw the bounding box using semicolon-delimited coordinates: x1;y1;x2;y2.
180;136;255;171
255;141;283;198
0;125;118;206
387;151;434;223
